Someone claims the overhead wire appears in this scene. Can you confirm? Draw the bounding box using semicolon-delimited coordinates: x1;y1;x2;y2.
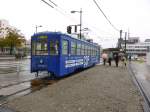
41;0;78;23
48;0;57;7
92;0;120;32
41;0;118;40
41;0;54;8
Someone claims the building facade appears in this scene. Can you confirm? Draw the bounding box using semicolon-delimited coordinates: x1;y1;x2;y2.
120;37;150;56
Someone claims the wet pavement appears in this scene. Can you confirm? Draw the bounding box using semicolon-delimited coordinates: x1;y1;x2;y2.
0;58;49;102
0;107;15;112
0;58;48;88
0;82;30;96
130;61;150;99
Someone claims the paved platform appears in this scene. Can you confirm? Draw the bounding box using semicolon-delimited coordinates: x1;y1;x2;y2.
3;63;144;112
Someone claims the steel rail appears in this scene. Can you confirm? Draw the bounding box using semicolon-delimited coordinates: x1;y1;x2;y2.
128;63;150;112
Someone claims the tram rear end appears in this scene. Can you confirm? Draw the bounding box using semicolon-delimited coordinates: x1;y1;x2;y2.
31;35;49;73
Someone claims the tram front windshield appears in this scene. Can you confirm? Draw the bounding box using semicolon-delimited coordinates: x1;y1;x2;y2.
32;37;48;55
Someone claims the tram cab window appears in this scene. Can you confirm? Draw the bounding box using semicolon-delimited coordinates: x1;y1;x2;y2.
62;40;68;55
50;40;59;55
31;41;36;55
32;39;48;55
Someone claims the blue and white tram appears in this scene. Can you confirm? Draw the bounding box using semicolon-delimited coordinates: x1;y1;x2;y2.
31;32;100;77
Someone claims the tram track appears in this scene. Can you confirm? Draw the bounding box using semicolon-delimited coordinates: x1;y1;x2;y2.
0;78;58;106
0;80;32;89
128;63;150;112
0;87;32;106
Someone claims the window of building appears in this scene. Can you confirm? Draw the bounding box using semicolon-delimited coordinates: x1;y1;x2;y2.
62;40;68;55
50;40;59;55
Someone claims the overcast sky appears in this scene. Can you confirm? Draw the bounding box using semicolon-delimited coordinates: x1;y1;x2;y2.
0;0;150;48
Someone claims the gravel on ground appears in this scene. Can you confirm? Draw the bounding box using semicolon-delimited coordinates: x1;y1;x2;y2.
5;64;143;112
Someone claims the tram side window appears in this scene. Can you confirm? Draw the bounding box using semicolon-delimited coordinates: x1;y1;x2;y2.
97;47;100;56
81;44;84;55
85;45;88;55
71;42;77;55
93;47;95;56
35;39;48;55
50;40;59;55
90;46;92;56
96;47;99;56
92;47;94;56
77;43;81;55
62;40;68;55
89;46;91;56
84;45;87;55
87;46;89;55
94;47;96;56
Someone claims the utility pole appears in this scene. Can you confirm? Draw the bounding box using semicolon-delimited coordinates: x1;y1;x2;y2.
80;8;82;39
120;30;122;39
128;29;130;39
71;8;82;39
125;32;127;54
119;30;122;49
35;25;42;33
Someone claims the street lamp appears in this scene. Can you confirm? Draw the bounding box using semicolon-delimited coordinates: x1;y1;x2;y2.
35;25;42;33
71;8;82;39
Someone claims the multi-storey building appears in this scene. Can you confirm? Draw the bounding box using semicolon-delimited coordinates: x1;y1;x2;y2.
120;38;150;56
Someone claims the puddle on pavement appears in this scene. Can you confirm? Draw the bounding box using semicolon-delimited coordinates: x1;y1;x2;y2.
0;77;58;103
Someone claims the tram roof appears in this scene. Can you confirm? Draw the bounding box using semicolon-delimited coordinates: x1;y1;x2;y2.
32;31;100;47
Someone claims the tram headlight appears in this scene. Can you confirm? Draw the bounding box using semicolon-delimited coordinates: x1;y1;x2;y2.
40;59;43;64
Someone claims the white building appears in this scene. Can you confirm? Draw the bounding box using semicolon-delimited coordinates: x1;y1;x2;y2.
121;39;150;56
0;19;9;38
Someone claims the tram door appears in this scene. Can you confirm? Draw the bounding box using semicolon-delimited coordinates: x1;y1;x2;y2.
48;39;59;74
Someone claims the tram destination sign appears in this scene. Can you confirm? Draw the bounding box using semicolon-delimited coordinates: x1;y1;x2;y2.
38;35;48;39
